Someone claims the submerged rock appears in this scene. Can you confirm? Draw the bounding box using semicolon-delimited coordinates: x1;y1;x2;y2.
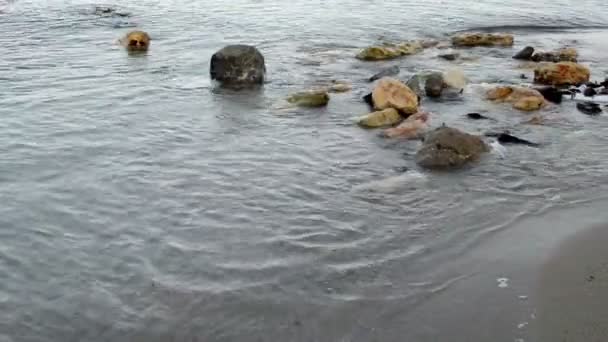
513;46;535;60
369;65;400;82
451;33;514;47
384;112;430;138
534;86;563;104
406;74;425;97
443;68;466;91
584;87;597;97
357;108;402;128
576;102;602;115
120;31;151;52
416;126;489;169
94;6;130;17
439;52;460;61
327;81;352;93
425;72;445;98
486;132;540;147
533;62;590;86
371;78;419;114
466;113;491;120
531;48;578;63
286;90;330;107
210;45;266;85
356;41;423;61
486;86;547;111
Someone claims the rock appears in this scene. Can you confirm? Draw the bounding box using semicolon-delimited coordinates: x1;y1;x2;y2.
363;93;374;107
416;126;489;169
357;108;402;128
443;68;466;90
525;115;544;125
513;46;535;60
327;81;352;93
371;78;419;114
356;41;423;61
425;72;445;98
520;74;528;79
534;62;590;86
94;6;130;17
451;33;514;47
439;52;460;61
513;96;545;111
535;86;563;104
486;132;540;147
421;39;440;48
384;112;430;138
576;102;602;115
467;113;491;120
120;31;150;52
406;75;424;97
585;82;602;88
369;65;400;82
286;90;330;107
531;48;578;63
584;87;597;97
210;45;266;85
486;86;547;111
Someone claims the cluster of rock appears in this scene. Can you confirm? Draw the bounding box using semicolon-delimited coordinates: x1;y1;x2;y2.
112;27;603;170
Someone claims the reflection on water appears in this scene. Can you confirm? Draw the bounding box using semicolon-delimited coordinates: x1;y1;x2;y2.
2;0;608;341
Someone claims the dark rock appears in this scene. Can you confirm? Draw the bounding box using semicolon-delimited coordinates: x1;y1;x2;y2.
600;78;608;88
576;102;602;115
599;88;608;95
368;65;400;82
466;113;490;120
406;75;424;97
535;86;563;104
425;73;444;98
210;45;266;85
513;46;535;60
520;74;528;80
416;126;489;169
485;132;539;147
586;82;602;88
363;93;374;107
439;53;460;61
584;87;597;97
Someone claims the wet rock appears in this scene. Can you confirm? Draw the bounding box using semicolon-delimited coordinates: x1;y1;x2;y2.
425;72;445;98
286;90;330;107
371;78;419;114
416;126;489;169
513;96;545;111
599;88;608;95
485;132;540;147
94;6;130;17
327;81;352;93
369;65;400;82
576;102;602;115
534;62;590;86
520;74;528;80
357;108;402;128
600;78;608;88
421;39;440;48
356;41;423;61
486;86;546;111
120;31;151;52
406;75;424;97
451;33;514;47
534;86;563;104
384;112;430;138
439;52;460;61
513;46;535;60
363;93;374;107
466;113;490;120
443;68;466;91
585;82;602;88
584;87;597;97
210;45;266;85
531;48;578;63
525;115;544;125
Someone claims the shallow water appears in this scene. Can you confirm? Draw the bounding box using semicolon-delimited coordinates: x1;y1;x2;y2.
2;0;608;341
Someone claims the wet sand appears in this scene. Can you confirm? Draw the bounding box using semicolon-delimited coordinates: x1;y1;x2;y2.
537;223;608;342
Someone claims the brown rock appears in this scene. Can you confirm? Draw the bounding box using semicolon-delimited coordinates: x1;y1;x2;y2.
534;62;590;86
371;78;419;114
416;126;489;169
486;86;546;111
513;96;545;111
451;33;514;47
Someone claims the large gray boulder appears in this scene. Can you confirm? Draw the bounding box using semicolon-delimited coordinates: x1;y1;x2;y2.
210;45;266;85
416;126;489;169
